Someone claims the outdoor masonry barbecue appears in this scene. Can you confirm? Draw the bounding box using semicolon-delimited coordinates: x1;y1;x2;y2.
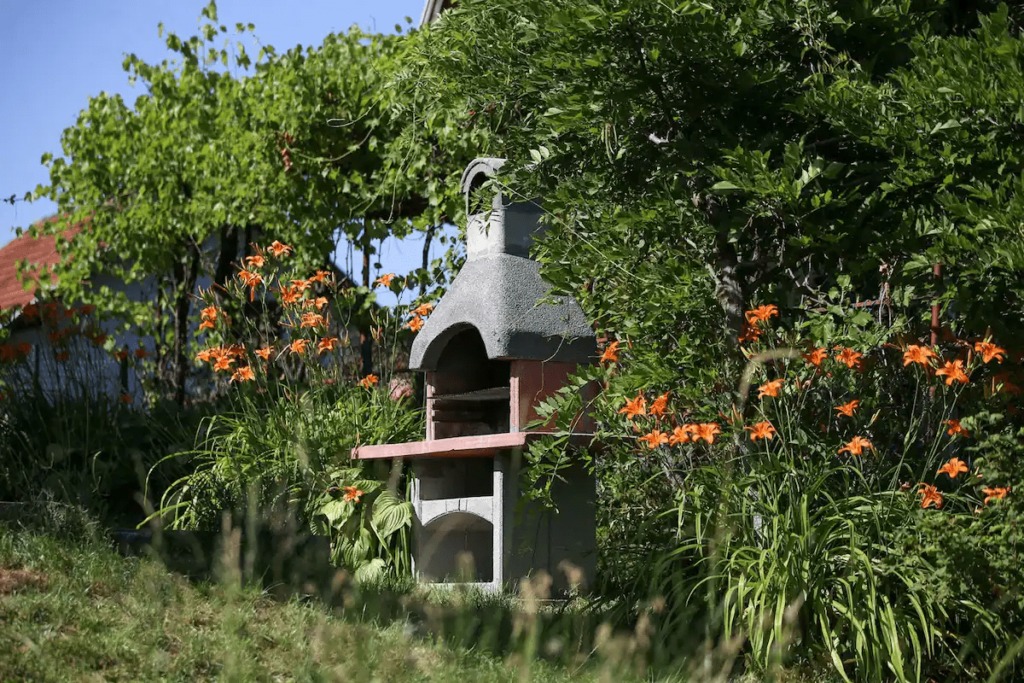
352;158;597;592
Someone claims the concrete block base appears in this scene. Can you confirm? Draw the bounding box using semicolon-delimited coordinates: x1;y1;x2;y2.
411;450;595;595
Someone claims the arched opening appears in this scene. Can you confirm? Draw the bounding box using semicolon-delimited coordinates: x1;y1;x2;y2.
428;327;510;439
417;512;494;583
466;168;492;217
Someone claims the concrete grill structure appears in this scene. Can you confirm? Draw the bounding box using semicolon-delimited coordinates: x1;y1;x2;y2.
353;158;597;592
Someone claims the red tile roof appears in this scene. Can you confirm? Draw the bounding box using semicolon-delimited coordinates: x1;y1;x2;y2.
0;218;79;311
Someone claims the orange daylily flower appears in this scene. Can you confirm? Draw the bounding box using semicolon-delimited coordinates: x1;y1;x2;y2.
902;344;936;367
291;278;311;292
200;305;219;331
838;436;873;456
835;399;860;417
343;486;364;503
974;340;1006;364
638;430;669;449
238;269;264;301
746;421;776;441
289;339;309;354
945;419;969;438
745;304;779;326
196;349;215;363
21;303;38;320
254;347;273;361
937;457;969;479
231;366;256;383
213;355;235;372
918;484;943;509
738;321;761;344
318;336;339;354
618;393;647;419
407;316;425;332
983;486;1010;504
669;424;696;445
245;253;265;269
42;301;66;321
693;423;721;444
358;374;379;389
225;344;246;358
300;312;326;329
1;343;28;362
599;340;620;364
802;347;827;367
757;379;785;399
834;347;863;369
267;240;293;258
935;359;969;386
312;296;329;310
648;392;670;417
375;273;395;288
280;285;303;306
309;269;331;284
412;302;435;317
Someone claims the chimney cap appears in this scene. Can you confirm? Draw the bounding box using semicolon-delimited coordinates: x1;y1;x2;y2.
460;157;507;200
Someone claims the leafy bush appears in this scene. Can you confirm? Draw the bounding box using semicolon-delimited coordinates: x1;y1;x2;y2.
150;240;428;581
314;465;414;582
530;294;1022;680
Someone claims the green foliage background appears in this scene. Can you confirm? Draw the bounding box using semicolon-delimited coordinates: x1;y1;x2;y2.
398;0;1024;678
30;3;483;402
6;0;1024;680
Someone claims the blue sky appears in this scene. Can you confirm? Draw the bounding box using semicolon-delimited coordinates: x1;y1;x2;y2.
0;0;438;299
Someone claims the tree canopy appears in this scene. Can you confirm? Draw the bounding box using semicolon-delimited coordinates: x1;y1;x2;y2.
31;3;480;402
404;0;1024;357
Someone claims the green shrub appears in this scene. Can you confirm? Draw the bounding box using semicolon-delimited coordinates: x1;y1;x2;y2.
150;241;428;581
530;294;1022;680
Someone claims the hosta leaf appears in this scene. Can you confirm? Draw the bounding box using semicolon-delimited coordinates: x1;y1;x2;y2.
371;490;413;539
319;499;350;526
354;558;386;583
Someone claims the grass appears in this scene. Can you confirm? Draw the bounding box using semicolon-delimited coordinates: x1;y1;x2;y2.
0;518;604;683
0;510;845;682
